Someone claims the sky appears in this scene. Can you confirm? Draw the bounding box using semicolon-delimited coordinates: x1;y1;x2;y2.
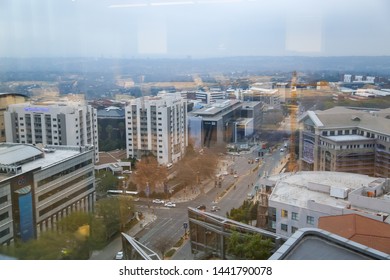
0;0;390;58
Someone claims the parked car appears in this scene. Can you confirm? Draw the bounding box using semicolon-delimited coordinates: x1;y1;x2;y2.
115;251;124;260
152;199;165;204
196;204;206;211
280;148;285;152
210;206;220;212
164;202;176;208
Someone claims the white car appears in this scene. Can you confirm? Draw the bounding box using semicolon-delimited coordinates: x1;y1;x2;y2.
164;202;176;208
152;199;165;204
115;251;124;260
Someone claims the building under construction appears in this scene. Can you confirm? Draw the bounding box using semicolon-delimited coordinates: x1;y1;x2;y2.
299;106;390;177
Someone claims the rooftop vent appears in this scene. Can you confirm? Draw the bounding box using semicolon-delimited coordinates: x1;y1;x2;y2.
351;116;361;121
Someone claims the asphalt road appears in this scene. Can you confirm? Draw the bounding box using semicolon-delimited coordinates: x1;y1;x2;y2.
132;146;287;259
91;143;287;260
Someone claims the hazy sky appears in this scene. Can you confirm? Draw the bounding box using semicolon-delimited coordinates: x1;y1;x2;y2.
1;0;390;58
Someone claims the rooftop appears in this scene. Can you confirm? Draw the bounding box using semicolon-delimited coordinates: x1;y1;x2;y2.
268;171;379;209
0;143;83;180
191;99;241;117
319;214;390;254
324;135;371;142
306;107;390;134
269;228;390;260
97;107;125;118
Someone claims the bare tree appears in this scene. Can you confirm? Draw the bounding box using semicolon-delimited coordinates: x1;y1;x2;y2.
175;146;219;192
132;156;168;194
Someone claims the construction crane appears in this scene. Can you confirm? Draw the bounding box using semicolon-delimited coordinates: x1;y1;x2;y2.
288;71;298;172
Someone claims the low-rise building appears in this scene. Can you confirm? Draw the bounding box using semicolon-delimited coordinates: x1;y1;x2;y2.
299;107;390;177
0;143;95;245
263;171;390;239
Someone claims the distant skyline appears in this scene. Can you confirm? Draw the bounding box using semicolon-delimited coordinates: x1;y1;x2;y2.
1;0;390;58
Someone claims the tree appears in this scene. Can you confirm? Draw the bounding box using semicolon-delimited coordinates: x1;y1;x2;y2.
175;146;219;192
132;156;168;195
226;231;273;260
96;170;119;195
95;196;135;239
227;201;258;225
9;212;106;260
57;211;106;254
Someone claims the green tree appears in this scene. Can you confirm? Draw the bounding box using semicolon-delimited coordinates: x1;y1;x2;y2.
95;196;134;239
96;170;119;195
227;200;258;224
9;212;106;260
57;211;106;254
226;231;273;260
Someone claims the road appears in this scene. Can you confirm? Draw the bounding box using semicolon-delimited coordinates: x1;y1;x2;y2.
132;145;287;259
92;143;287;260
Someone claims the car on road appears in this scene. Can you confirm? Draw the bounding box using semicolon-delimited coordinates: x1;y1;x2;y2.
233;174;239;178
210;206;220;212
196;204;206;211
164;202;176;208
280;148;285;152
152;199;165;204
115;251;124;260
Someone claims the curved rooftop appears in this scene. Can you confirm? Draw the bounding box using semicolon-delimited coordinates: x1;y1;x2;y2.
0;143;43;166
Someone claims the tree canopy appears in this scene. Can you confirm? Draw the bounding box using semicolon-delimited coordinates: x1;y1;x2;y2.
226;231;273;260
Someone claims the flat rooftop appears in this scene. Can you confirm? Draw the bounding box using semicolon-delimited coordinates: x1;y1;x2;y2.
22;148;80;172
268;171;376;209
324;135;371;142
0;143;82;180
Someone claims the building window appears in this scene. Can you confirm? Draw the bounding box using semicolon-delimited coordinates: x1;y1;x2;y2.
281;223;288;232
291;226;298;234
292;212;299;221
306;216;315;225
281;209;288;218
0;211;9;222
0;228;10;238
0;195;7;204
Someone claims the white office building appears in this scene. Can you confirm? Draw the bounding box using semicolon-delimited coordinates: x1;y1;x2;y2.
4;101;99;162
262;171;390;239
125;93;187;165
0;143;95;245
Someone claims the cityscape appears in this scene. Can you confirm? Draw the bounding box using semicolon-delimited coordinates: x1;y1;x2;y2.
0;0;390;263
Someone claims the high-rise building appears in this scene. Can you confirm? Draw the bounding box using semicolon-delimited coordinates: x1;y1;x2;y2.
125;93;187;165
4;100;99;162
0;143;95;245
